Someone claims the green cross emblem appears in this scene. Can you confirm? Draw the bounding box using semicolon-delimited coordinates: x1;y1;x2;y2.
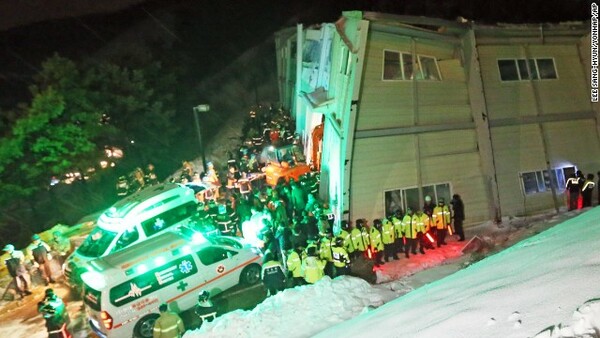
176;280;188;292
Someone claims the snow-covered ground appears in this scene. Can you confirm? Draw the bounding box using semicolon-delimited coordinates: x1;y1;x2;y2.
186;207;600;338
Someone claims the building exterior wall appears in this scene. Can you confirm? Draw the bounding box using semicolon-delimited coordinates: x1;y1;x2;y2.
276;12;596;228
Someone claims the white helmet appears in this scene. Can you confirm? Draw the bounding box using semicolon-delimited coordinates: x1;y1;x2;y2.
3;244;14;252
425;195;432;202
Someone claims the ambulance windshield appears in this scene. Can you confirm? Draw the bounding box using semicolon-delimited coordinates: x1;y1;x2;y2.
78;227;117;258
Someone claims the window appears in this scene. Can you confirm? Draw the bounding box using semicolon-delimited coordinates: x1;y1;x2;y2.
141;201;197;237
384;183;451;218
383;50;402;80
520;166;574;196
112;227;140;252
498;58;558;81
536;58;558;79
418;55;441;80
340;47;351;76
383;50;441;81
197;247;237;266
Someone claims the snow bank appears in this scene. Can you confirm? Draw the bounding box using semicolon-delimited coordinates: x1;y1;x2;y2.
184;276;397;338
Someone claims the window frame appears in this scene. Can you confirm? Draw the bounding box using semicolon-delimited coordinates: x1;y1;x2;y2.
519;166;574;196
383;182;452;218
382;49;441;82
497;57;558;82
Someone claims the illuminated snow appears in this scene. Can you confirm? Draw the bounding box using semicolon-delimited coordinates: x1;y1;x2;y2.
186;208;600;338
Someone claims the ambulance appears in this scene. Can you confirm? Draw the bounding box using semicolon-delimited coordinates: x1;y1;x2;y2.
64;183;198;287
81;227;262;338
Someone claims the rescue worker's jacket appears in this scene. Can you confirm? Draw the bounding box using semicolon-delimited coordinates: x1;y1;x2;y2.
392;216;403;240
414;213;431;234
401;214;420;239
366;227;384;251
195;300;217;323
153;311;185;338
286;250;303;278
331;246;350;268
350;227;367;252
302;256;326;284
381;220;395;245
582;179;596;193
338;229;355;254
319;236;334;262
433;205;451;230
261;260;286;289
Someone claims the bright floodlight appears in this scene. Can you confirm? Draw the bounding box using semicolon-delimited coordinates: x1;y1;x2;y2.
81;270;106;290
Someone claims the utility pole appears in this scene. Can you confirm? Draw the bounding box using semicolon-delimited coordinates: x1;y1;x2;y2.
193;104;210;173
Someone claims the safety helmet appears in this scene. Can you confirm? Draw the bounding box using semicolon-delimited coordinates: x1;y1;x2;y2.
425;195;432;202
438;198;445;204
53;231;61;237
32;234;41;241
198;290;210;302
3;244;14;252
45;288;55;296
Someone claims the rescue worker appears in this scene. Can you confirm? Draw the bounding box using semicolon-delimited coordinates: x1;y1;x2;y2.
153;303;185;338
365;219;385;266
318;232;335;277
414;209;432;253
38;289;71;338
337;220;355;258
26;234;55;285
350;219;367;259
566;173;582;211
401;208;421;257
381;218;396;262
433;198;451;247
450;194;466;241
3;244;32;298
581;173;595;208
286;246;304;286
194;290;217;327
301;246;326;284
391;211;403;257
204;162;221;199
214;200;237;235
261;253;286;296
116;175;129;197
331;237;351;277
144;163;159;186
49;230;71;266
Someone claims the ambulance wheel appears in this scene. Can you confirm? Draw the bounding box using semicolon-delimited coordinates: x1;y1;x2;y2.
240;263;261;285
134;313;160;338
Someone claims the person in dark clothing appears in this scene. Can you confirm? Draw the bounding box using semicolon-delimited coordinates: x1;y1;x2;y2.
261;253;286;296
581;174;595;208
38;289;71;338
566;173;582;211
195;290;217;327
450;194;466;241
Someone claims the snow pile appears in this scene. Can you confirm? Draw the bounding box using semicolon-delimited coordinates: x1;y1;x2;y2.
319;208;600;338
184;276;398;338
186;207;600;338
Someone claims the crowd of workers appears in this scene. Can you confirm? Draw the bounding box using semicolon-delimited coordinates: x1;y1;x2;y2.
168;105;469;297
565;170;597;211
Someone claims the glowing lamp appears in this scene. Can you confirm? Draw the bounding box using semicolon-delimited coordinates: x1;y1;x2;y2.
136;264;148;274
154;256;166;266
81;270;106;290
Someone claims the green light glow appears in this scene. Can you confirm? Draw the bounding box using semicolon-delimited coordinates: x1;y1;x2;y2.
182;245;192;254
192;232;207;244
81;270;106;290
136;264;148;274
154;256;166;266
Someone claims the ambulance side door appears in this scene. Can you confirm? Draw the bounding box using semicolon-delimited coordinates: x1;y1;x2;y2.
195;246;240;291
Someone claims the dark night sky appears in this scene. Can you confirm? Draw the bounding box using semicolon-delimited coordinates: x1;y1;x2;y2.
0;0;589;109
